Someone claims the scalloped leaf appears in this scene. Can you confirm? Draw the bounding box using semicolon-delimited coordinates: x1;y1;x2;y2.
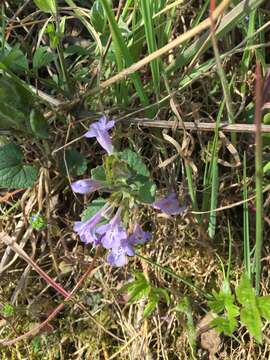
0;144;38;189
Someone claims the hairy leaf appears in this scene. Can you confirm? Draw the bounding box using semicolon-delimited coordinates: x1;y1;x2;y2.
91;165;107;182
119;149;150;177
0;144;38;189
257;296;270;321
240;305;262;344
212;316;237;336
236;274;256;306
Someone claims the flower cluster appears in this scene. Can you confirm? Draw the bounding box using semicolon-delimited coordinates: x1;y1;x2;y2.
71;116;185;266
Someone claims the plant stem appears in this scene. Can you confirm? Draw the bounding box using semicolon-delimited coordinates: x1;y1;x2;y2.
243;151;251;278
254;62;263;294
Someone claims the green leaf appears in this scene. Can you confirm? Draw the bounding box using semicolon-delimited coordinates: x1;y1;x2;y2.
33;0;56;14
0;47;28;72
30;109;49;139
208;290;227;313
59;16;66;36
118;149;150;177
240;305;262;344
90;0;106;33
212;316;237;336
45;23;59;49
236;275;263;343
104;155;131;184
29;213;47;230
0;144;38;189
128;282;149;303
2;303;15;317
208;280;239;336
81;198;107;222
236;274;256;306
257;296;270;321
0;76;33;131
33;47;55;70
91;165;106;182
152;288;170;305
209;280;233;313
137;179;156;204
60;149;87;176
143;298;158;319
121;272;149;303
263;161;270;174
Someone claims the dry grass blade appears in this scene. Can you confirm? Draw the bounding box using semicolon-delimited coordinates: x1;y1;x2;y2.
128;119;270;134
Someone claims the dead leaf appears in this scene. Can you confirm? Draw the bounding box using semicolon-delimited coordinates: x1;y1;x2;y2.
197;312;221;360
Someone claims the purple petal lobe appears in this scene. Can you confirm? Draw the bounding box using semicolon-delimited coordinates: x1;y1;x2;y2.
84;129;97;138
107;248;127;267
84;116;115;154
129;224;151;245
73;203;110;246
152;193;186;216
98;209;128;249
71;179;103;194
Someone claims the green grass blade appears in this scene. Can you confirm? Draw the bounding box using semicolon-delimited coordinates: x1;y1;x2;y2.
100;0;151;114
140;0;160;97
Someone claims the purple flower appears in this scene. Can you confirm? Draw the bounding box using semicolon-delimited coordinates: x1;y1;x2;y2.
107;246;127;267
74;203;110;246
129;224;151;245
84;116;115;154
107;238;135;267
97;208;128;249
152;193;186;216
71;179;103;194
105;223;151;267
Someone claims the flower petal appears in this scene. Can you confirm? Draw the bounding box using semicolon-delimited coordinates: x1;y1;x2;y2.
84;129;97;138
152;192;186;216
71;179;102;194
107;249;127;267
84;116;115;154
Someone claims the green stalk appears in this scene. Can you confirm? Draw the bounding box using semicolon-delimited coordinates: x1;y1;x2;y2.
243;151;251;278
208;156;218;239
226;220;232;280
185;163;199;216
254;63;263;294
206;99;225;238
